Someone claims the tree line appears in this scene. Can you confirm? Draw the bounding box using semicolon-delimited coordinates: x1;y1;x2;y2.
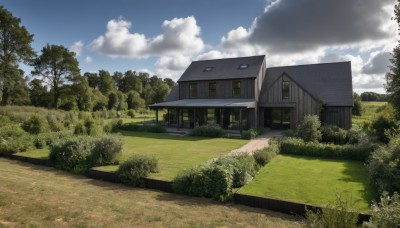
0;6;174;111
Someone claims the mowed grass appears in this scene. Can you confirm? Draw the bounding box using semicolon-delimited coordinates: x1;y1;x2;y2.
238;155;373;212
0;159;302;227
96;131;248;180
352;101;387;128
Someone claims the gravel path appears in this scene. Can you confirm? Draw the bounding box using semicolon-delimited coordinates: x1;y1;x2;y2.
230;130;283;155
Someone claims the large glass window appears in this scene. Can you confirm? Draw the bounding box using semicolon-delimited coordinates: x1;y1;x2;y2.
232;81;241;97
209;82;216;98
189;83;198;98
282;79;290;99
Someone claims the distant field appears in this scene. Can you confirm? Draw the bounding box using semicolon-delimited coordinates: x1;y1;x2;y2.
0;159;302;227
352;101;386;128
238;155;373;212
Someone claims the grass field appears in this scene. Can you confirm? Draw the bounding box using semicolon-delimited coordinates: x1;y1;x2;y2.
238;155;373;212
352;101;386;128
0;158;302;227
16;131;247;181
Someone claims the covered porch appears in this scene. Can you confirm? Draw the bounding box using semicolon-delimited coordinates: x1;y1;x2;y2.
149;99;257;134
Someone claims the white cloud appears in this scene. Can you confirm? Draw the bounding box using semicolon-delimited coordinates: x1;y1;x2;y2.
70;41;84;56
85;56;93;63
155;55;191;80
90;16;204;59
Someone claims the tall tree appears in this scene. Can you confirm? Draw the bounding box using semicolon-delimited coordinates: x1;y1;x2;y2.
120;70;142;93
163;78;176;88
29;78;49;107
97;70;114;95
386;1;400;118
84;72;99;89
0;6;35;105
31;44;80;108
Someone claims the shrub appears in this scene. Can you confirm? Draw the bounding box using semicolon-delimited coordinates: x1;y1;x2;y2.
253;140;279;166
283;129;298;137
365;192;400;227
46;114;64;132
320;125;348;145
367;135;400;195
33;135;46;149
49;136;95;173
214;155;258;188
297;115;321;143
280;137;374;161
116;155;159;187
0;125;32;154
127;109;135;118
21;115;49;134
103;119;123;133
241;128;267;139
90;135;123;166
189;124;226;138
74;122;86;135
118;123;166;133
173;163;233;199
371;115;398;144
306;195;358;228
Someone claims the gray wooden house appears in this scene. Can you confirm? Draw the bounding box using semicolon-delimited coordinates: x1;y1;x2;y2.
149;55;353;131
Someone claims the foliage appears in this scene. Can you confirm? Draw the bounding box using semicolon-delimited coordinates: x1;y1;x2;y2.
361;92;387;102
367;134;400;196
370;105;399;143
189;124;226;138
365;192;400;227
103;119;123;133
21;115;49;134
241;128;267;139
90;135;123;166
127;109;135;118
352;92;363;116
280;137;375;161
49;136;95;173
305;195;358;228
253;140;279;166
0;6;35;105
320;125;348;145
118;123;166;133
297;115;321;143
282;129;298;137
31;44;80;108
0;124;33;153
74;118;104;136
116;155;159;187
127;90;145;110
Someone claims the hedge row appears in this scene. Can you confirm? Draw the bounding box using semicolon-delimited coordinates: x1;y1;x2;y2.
118;123;166;133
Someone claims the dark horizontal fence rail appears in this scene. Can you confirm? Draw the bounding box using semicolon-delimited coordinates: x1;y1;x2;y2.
234;193;371;224
0;153;371;223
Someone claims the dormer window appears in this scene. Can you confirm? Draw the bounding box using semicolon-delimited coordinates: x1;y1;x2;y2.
203;67;213;72
238;64;249;69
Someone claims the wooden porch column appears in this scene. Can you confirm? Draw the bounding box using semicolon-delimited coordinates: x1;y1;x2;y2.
239;108;243;135
155;108;159;125
176;108;179;130
193;108;196;128
167;109;170;127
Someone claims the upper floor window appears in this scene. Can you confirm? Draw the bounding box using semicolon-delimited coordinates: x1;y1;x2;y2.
209;82;216;98
238;64;249;69
232;81;241;97
282;79;290;99
203;67;213;72
190;83;198;98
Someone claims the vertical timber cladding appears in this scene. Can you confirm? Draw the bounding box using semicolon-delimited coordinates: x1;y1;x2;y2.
260;74;319;128
322;106;352;129
179;79;255;99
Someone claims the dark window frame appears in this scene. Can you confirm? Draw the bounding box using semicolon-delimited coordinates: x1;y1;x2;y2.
209;82;217;98
232;81;241;97
189;83;198;98
282;79;290;99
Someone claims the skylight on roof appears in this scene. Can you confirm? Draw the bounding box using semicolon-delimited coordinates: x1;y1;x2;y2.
238;64;249;69
203;67;213;72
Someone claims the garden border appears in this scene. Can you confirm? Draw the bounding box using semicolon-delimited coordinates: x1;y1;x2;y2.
0;153;371;223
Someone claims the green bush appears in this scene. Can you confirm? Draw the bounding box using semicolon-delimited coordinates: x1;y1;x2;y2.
241;128;267;139
118;123;166;133
253;140;279;166
367;135;400;196
189;124;226;138
297;115;321;143
173;163;233;199
0;125;32;154
371;115;398;144
320;125;348;145
49;136;95;173
46;114;64;132
280;137;374;161
103;119;123;133
90;135;123;166
214;155;258;188
282;129;298;137
21;115;49;134
365;192;400;227
116;155;159;187
127;109;135;118
33;135;46;149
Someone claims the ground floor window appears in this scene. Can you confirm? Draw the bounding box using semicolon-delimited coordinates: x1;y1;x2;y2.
264;108;291;129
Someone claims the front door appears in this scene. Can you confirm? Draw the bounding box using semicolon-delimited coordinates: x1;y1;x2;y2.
264;108;291;129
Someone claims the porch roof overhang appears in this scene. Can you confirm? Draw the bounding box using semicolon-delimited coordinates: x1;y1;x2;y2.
258;102;296;107
149;99;256;109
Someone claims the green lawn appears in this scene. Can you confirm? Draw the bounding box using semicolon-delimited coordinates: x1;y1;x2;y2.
238;155;373;212
95;131;247;180
352;101;386;128
16;148;49;159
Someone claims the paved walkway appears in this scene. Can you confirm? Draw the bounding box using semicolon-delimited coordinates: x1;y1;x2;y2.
230;130;283;155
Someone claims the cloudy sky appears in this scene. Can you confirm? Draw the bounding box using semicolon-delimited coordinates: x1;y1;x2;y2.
3;0;398;93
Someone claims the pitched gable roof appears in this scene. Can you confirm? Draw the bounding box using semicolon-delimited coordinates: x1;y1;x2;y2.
178;55;265;82
265;62;353;106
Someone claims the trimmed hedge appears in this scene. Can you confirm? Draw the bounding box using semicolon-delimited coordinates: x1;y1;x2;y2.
90;135;123;166
280;137;375;161
253;140;279;166
116;155;159;187
320;125;348;145
189;124;226;138
118;123;166;133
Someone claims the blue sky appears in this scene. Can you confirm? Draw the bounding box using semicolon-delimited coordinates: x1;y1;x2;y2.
2;0;398;93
